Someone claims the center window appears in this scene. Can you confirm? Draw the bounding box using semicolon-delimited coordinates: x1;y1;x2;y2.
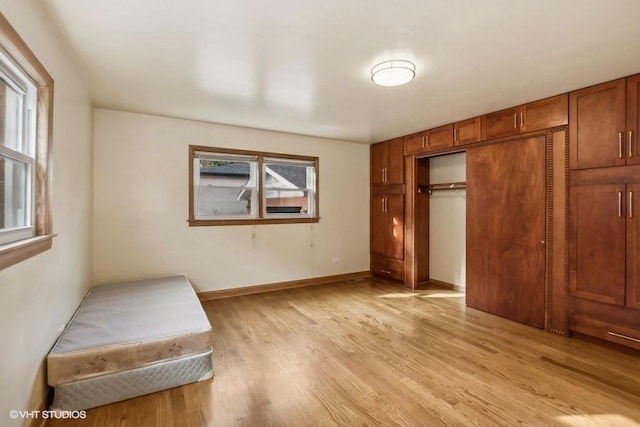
189;146;319;226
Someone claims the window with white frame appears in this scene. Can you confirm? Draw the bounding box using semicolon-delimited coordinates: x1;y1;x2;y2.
0;12;54;272
189;146;319;225
0;51;36;245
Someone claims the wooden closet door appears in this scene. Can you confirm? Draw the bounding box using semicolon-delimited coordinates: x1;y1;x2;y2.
466;136;546;328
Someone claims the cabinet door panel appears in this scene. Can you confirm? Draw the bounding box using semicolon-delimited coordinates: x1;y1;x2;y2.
466;135;546;328
569;79;626;169
522;94;568;132
386;138;404;184
454;117;482;146
483;107;518;140
404;131;428;156
370;194;387;256
627;184;640;310
386;193;404;260
570;184;626;305
627;74;640;166
427;124;454;151
371;143;387;185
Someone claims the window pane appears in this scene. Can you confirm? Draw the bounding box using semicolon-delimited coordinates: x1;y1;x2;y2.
195;186;255;218
0;155;29;230
199;160;254;187
0;78;23;152
265;189;312;215
264;164;311;190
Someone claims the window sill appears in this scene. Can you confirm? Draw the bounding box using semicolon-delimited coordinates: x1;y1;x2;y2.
188;217;320;226
0;234;56;271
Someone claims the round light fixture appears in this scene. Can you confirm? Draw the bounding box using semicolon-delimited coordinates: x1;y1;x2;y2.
371;60;415;87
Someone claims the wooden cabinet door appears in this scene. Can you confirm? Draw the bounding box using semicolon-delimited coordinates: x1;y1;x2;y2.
386;137;404;184
371;142;387;185
427;124;454;151
627;184;640;310
569;79;626;169
570;184;626;306
404;131;429;156
483;107;519;140
627;74;640;166
386;193;404;260
522;94;568;133
370;194;388;257
466;135;546;328
454;117;482;146
371;138;403;185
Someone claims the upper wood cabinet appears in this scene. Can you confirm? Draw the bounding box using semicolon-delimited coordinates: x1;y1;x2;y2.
483;94;568;140
454;117;482;146
371;137;403;185
569;79;626;170
404;124;453;156
568;75;640;170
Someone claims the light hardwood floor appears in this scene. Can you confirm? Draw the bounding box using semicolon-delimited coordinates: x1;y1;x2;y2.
47;279;640;426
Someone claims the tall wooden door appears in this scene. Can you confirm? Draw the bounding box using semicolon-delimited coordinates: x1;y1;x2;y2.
466;136;546;328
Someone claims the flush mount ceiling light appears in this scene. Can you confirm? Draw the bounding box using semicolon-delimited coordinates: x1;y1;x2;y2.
371;60;416;87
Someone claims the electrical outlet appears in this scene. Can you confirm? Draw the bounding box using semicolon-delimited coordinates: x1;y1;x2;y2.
332;257;340;264
58;323;66;332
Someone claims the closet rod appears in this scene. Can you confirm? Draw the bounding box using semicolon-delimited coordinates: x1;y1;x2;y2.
418;181;466;195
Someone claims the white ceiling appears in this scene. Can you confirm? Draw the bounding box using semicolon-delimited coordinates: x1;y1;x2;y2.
41;0;640;144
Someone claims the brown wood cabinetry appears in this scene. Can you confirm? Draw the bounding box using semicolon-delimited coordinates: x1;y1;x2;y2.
371;137;404;185
371;139;405;283
466;135;547;328
371;190;404;262
404;124;453;155
453;117;482;146
483;94;568;140
569;75;640;170
569;168;640;349
627;74;640;166
568;74;640;349
569;79;626;169
570;183;626;305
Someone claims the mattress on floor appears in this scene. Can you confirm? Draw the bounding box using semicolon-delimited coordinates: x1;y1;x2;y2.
51;350;213;411
47;275;213;387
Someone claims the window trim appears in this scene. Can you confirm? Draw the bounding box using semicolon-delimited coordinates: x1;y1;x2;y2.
188;145;320;226
0;12;55;270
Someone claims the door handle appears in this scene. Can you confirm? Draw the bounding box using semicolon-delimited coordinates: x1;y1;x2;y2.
630;191;634;219
619;132;624;159
630;130;634;158
618;191;623;218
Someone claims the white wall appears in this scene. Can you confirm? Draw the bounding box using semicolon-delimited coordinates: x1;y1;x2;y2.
0;1;93;425
429;153;466;289
93;110;369;291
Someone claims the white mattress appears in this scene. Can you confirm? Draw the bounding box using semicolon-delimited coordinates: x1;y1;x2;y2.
47;275;213;387
51;350;213;411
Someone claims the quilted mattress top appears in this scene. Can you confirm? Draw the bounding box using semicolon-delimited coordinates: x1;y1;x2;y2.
51;275;212;354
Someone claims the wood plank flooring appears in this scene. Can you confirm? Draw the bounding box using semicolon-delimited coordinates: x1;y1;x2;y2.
47;278;640;426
